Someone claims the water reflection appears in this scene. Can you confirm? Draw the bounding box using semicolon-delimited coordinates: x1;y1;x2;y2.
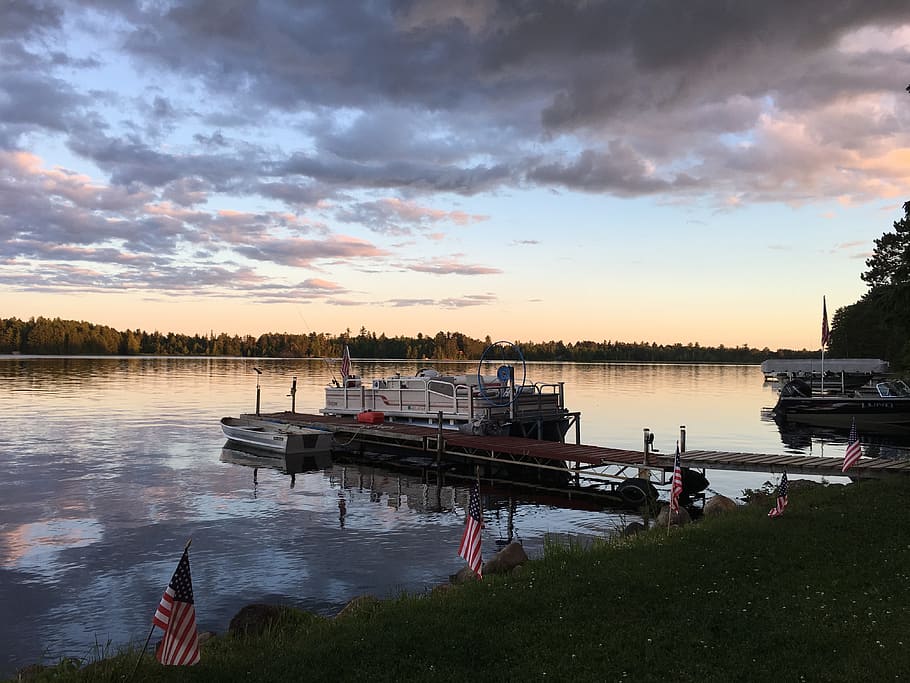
4;356;905;678
762;408;910;457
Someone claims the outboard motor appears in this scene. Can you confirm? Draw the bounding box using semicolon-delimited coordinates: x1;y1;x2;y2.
780;378;812;398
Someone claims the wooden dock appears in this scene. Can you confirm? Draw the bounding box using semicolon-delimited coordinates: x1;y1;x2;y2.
251;412;910;481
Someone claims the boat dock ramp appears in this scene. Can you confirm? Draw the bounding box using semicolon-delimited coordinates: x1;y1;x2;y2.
249;411;910;481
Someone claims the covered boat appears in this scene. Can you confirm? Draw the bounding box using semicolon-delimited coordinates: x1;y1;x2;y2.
322;361;576;442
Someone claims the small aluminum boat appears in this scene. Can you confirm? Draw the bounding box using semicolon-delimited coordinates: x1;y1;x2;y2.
220;416;333;455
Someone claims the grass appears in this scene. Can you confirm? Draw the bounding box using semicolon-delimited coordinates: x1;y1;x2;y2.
11;478;910;682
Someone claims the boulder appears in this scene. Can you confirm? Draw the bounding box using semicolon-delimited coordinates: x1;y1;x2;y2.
228;604;285;636
655;504;691;527
482;541;529;576
703;494;737;516
335;594;380;620
450;565;480;585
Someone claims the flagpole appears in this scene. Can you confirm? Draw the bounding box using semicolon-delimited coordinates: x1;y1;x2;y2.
821;296;828;393
129;539;193;682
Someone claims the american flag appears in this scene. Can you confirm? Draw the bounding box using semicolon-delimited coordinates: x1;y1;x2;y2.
768;472;789;518
821;296;830;347
842;418;862;473
152;548;200;666
340;345;352;380
669;443;683;515
458;484;483;578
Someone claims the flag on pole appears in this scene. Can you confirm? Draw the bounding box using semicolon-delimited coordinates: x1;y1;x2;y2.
669;443;683;515
458;484;483;578
340;345;352;380
842;418;862;473
152;548;200;666
821;296;830;347
768;472;789;518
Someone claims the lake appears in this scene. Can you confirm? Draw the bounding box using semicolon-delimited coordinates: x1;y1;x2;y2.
0;356;901;676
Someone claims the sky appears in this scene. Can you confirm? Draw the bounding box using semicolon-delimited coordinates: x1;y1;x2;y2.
2;1;910;350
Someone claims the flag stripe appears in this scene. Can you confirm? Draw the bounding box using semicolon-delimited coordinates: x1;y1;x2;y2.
152;586;175;630
340;345;351;379
152;549;200;666
458;485;483;578
768;472;789;517
821;296;830;347
669;445;683;514
842;418;862;473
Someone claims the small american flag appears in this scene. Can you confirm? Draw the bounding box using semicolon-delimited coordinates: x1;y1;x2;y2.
340;345;352;380
152;548;200;666
458;484;483;578
842;418;862;473
669;443;683;515
768;472;789;518
821;296;830;347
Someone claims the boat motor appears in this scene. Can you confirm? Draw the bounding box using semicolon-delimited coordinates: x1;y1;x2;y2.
781;379;812;398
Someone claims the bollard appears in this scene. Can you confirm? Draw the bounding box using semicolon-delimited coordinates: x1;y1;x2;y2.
288;376;297;413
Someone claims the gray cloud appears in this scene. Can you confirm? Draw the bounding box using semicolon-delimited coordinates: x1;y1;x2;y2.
2;0;910;302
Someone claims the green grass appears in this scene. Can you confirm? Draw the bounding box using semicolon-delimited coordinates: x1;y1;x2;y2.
13;479;910;682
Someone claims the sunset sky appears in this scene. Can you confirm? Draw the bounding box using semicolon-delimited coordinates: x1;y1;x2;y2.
3;1;910;349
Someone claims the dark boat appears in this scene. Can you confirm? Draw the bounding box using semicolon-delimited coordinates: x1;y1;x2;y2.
772;378;910;429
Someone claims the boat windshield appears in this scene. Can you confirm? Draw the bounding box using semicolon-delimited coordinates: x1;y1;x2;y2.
876;380;910;398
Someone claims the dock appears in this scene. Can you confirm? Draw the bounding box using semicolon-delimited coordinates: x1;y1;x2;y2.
250;412;910;481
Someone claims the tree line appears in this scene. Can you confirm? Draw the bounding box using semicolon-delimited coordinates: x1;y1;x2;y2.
0;316;814;363
4;195;909;367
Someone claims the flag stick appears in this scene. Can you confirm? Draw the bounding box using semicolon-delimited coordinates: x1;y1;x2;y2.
128;539;193;682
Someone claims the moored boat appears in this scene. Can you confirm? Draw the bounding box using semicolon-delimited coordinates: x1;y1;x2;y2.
220;416;333;454
760;358;889;390
772;378;910;429
322;343;577;442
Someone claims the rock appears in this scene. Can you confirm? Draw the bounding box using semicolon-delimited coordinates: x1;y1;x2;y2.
335;594;380;619
431;582;453;595
197;630;217;646
450;565;480;584
228;604;285;636
481;541;528;576
622;521;646;537
655;504;691;527
703;494;737;516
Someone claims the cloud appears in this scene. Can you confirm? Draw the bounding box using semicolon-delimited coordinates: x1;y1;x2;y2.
3;0;910;308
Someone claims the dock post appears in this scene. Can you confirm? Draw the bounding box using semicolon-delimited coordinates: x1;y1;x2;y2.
436;411;444;467
288;376;297;413
680;425;686;453
253;367;262;416
640;427;651;479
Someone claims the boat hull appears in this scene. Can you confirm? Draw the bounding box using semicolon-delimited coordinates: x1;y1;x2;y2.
773;397;910;429
220;417;333;455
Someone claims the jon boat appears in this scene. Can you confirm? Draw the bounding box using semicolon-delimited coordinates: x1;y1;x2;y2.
772;378;910;429
322;366;576;441
220;416;333;455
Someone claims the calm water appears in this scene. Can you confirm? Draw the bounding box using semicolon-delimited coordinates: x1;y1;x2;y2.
0;357;901;676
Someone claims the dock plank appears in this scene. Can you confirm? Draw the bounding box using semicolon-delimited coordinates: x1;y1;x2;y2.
249;412;910;479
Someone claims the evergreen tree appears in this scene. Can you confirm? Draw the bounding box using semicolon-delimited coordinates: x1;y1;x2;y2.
861;200;910;289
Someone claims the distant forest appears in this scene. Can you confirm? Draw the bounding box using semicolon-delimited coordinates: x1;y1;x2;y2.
0;316;814;364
